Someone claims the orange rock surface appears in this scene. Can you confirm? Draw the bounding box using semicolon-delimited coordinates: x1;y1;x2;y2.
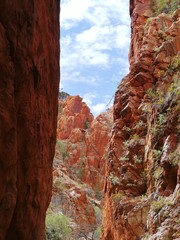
51;96;113;237
57;95;94;139
56;95;113;191
51;169;97;237
101;1;180;239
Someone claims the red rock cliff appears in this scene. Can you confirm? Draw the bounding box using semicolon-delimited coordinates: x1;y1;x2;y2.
57;95;94;139
49;96;113;238
101;1;180;239
0;1;60;239
56;95;113;190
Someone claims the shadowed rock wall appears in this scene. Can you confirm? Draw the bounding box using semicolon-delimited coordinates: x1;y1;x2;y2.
0;1;60;239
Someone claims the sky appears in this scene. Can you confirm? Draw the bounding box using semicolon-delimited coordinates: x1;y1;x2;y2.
60;0;131;116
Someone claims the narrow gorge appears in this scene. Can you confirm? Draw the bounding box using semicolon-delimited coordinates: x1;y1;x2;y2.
0;0;179;240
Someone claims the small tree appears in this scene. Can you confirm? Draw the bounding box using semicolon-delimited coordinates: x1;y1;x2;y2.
46;212;72;240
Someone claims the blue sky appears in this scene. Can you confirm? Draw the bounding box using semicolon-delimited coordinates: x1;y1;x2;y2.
60;0;130;116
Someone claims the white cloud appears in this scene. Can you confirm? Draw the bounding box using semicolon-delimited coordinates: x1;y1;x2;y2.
82;92;114;116
115;25;130;48
61;70;98;86
61;0;130;29
60;0;130;111
83;92;106;116
61;0;130;72
83;92;96;106
61;23;130;76
91;103;107;116
61;0;93;29
76;26;99;43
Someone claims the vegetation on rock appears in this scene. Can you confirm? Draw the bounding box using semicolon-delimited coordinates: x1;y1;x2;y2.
101;2;180;239
151;0;180;15
46;213;72;240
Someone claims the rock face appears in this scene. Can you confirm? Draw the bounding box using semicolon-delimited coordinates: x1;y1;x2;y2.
101;1;180;240
51;168;98;239
0;2;60;240
56;95;113;190
50;95;113;238
57;95;94;139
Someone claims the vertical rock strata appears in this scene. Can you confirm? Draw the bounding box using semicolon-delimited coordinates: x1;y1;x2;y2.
56;95;113;190
51;95;113;238
0;1;60;239
101;1;180;239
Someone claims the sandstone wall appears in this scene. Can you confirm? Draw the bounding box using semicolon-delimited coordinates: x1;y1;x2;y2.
52;96;112;238
101;1;180;239
56;95;113;190
0;1;60;239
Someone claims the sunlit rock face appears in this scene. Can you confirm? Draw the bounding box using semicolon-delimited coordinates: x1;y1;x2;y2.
57;95;94;140
101;1;180;239
56;95;113;190
0;1;60;239
51;95;113;237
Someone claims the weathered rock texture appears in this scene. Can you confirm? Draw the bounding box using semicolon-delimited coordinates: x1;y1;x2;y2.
57;95;94;139
0;1;60;239
56;95;113;190
50;95;112;238
51;168;97;239
101;1;180;239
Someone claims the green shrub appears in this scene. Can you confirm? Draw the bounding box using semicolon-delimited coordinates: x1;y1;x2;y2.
46;213;72;240
153;166;163;179
151;197;172;213
133;120;146;130
133;155;143;163
152;149;162;160
120;155;129;162
123;134;140;148
166;149;180;166
94;206;102;225
70;143;76;150
169;0;180;13
77;157;86;179
151;0;180;16
109;172;120;185
169;55;180;70
122;126;131;133
157;114;166;125
147;89;163;105
56;140;68;161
